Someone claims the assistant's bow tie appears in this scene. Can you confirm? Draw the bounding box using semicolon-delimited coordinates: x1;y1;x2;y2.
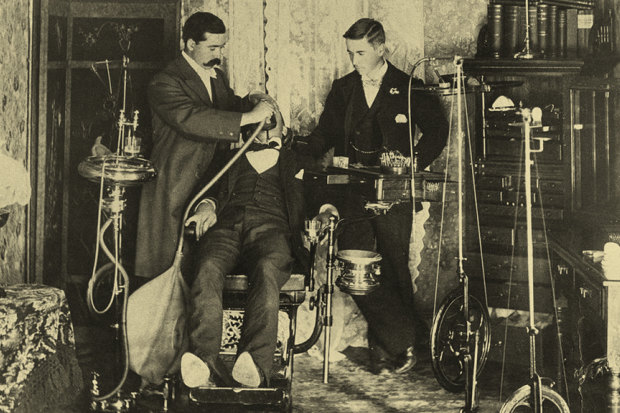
362;77;382;88
248;140;280;151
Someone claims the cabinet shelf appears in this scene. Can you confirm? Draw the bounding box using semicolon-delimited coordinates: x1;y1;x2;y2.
489;0;594;10
464;57;584;76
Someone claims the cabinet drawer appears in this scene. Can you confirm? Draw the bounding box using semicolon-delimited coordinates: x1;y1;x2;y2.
575;272;604;321
486;138;563;162
538;180;564;194
512;226;546;245
478;175;511;190
478;189;503;203
476;190;550;206
479;204;564;221
465;253;552;285
470;279;554;312
477;160;564;178
479;226;514;245
538;192;564;207
502;190;531;206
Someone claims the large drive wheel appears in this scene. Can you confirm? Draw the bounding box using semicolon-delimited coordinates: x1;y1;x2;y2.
499;384;570;413
430;289;491;393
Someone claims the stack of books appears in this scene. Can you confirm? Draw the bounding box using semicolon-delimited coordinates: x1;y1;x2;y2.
485;0;594;59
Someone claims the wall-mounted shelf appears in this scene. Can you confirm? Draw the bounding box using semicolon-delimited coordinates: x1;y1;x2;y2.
463;57;584;76
489;0;594;10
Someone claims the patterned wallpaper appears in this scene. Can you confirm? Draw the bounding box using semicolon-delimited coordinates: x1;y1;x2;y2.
424;0;488;78
0;0;30;285
424;0;487;57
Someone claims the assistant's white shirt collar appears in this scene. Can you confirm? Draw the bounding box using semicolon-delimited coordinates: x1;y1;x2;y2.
182;51;217;79
362;60;388;83
361;60;387;107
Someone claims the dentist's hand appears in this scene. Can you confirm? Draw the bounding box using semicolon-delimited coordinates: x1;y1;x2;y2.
241;101;275;126
185;202;217;241
249;92;279;111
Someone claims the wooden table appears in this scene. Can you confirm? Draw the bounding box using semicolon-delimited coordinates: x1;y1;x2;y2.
0;284;82;413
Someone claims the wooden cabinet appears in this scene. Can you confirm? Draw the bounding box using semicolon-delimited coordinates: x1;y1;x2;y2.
549;230;614;412
463;59;578;317
463;35;620;404
547;76;620;412
459;0;618;386
464;10;620;403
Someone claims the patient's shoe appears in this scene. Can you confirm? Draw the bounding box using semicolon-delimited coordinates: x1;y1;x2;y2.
181;352;214;388
232;352;264;387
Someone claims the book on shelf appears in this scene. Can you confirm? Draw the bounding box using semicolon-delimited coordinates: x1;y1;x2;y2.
490;0;594;7
517;6;526;54
504;5;519;56
566;8;579;57
551;0;595;7
538;4;549;57
488;3;503;58
548;5;558;58
528;5;539;54
558;8;567;57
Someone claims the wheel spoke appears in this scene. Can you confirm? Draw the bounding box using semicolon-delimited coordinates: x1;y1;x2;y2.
432;293;492;392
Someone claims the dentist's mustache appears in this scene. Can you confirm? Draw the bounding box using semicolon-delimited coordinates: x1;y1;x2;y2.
205;58;221;67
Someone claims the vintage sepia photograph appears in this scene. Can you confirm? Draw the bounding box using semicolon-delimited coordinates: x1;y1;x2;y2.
0;0;618;412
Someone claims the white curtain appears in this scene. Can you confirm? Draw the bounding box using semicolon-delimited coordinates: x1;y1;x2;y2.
185;0;424;132
264;0;424;134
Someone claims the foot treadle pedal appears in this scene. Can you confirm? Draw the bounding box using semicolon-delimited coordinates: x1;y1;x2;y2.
189;387;287;407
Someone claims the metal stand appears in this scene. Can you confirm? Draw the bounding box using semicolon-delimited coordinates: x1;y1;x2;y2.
498;109;569;413
300;216;337;384
455;57;478;413
322;216;337;383
299;213;378;384
515;0;535;59
524;109;549;412
83;165;154;412
78;56;156;412
430;57;491;412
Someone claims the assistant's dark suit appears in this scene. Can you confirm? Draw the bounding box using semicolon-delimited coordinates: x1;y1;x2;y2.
135;56;253;279
297;61;449;360
189;147;307;379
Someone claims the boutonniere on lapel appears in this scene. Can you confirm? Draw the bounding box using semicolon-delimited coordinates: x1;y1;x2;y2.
389;88;400;95
395;114;408;124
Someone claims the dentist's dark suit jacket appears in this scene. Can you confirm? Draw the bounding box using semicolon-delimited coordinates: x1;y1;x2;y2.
296;60;449;363
135;56;253;279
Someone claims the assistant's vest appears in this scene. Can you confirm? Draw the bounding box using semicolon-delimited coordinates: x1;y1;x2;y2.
347;86;385;166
